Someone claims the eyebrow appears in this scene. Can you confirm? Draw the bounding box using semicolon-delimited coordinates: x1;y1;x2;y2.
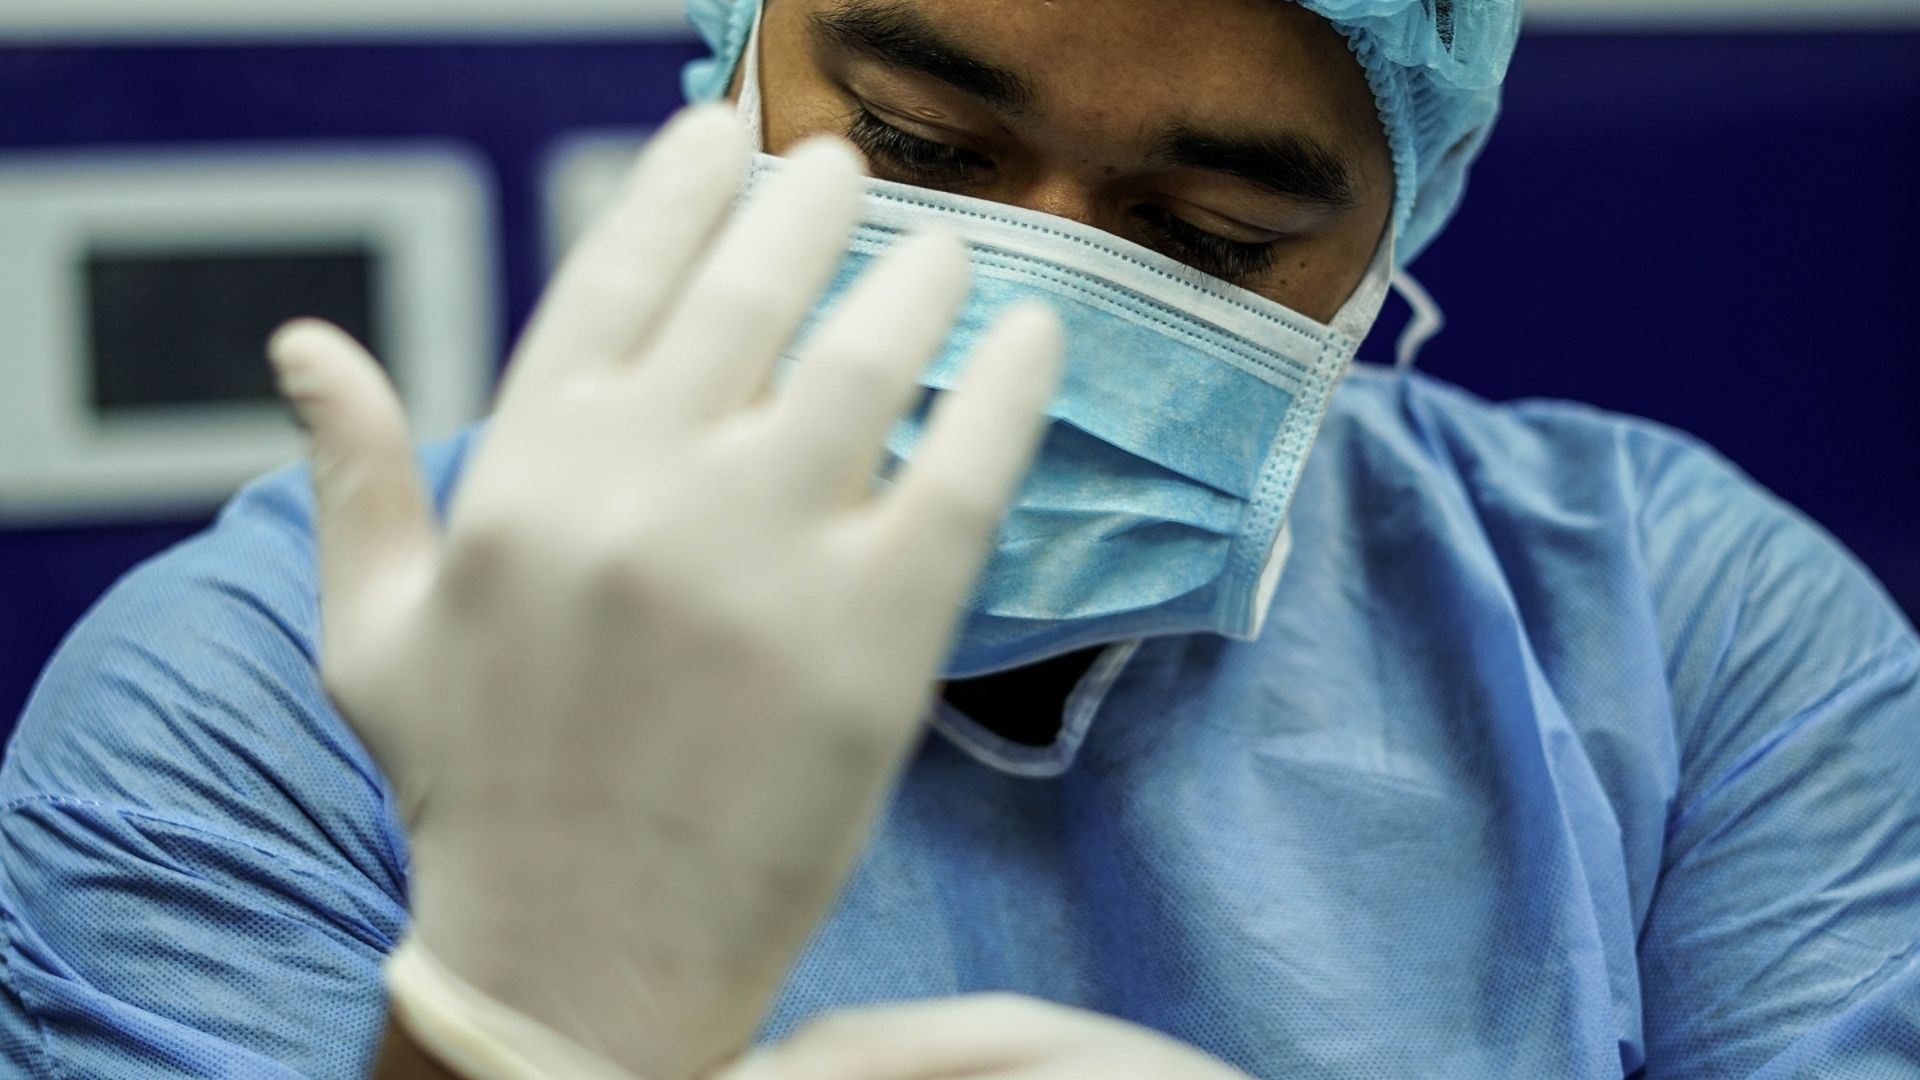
810;1;1037;114
811;1;1358;209
1154;122;1358;208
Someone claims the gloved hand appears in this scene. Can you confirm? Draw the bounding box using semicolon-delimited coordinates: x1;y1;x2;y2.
268;103;1062;1080
711;995;1259;1080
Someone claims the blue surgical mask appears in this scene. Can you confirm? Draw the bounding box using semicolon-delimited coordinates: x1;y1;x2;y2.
735;20;1394;684
749;157;1395;679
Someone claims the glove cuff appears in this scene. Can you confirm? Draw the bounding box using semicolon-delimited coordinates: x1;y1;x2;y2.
385;934;639;1080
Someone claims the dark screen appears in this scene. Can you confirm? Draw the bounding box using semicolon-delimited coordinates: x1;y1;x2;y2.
85;247;383;413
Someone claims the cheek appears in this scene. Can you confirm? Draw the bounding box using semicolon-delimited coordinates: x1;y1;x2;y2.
1249;206;1389;324
763;97;865;158
753;4;870;157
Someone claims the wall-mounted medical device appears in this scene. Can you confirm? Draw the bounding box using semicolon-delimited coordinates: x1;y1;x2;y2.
0;147;497;522
542;131;652;272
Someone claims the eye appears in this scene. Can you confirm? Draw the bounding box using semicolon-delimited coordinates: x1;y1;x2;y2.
843;108;992;187
1131;205;1281;282
843;109;1281;284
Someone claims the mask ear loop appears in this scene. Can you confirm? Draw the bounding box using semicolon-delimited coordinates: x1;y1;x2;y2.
734;6;769;153
1391;268;1444;370
1329;228;1397;345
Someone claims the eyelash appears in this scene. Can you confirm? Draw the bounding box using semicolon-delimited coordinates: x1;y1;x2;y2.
1131;206;1281;281
842;108;1283;282
845;108;990;186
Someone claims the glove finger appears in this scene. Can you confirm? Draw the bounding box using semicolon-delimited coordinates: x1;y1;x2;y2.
269;319;437;647
769;229;971;506
633;136;865;426
505;104;751;402
880;302;1062;615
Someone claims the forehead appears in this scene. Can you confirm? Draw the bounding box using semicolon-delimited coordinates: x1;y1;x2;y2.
871;0;1379;144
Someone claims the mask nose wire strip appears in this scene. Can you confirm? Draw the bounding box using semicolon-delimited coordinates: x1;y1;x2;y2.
1391;268;1444;370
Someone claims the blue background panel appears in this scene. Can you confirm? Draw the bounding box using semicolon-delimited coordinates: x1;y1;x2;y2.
2;32;1917;735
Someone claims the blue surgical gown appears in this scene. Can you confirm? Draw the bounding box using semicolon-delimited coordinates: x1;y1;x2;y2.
2;366;1917;1078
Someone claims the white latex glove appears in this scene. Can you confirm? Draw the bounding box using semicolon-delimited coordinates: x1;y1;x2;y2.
712;995;1259;1080
268;103;1062;1080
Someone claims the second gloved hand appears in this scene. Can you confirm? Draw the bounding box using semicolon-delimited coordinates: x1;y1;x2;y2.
269;103;1062;1079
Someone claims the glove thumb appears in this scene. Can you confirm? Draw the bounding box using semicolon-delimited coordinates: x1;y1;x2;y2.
269;319;437;646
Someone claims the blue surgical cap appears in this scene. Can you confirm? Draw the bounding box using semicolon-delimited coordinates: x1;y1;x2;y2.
681;0;1521;266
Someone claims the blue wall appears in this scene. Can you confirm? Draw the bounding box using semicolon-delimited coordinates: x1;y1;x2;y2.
3;31;1917;735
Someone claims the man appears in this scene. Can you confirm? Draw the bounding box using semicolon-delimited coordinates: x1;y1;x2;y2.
3;0;1917;1077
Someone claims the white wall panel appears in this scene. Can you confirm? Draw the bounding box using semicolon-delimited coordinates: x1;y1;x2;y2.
2;0;1918;41
0;0;691;41
1527;0;1920;30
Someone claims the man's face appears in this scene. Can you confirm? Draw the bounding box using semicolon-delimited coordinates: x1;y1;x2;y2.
748;0;1395;324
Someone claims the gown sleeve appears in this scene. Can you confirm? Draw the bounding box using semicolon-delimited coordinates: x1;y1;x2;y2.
0;439;470;1078
1631;432;1920;1077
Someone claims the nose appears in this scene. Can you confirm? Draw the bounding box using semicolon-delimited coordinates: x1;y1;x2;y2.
1005;173;1103;230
